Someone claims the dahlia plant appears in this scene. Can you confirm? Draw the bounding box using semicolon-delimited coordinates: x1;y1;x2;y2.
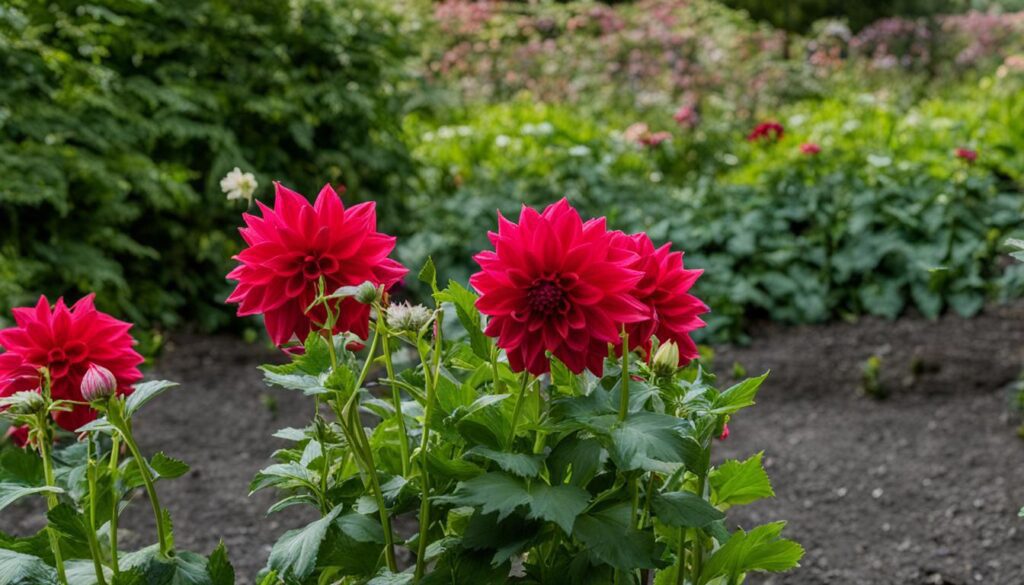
0;296;233;584
237;185;802;584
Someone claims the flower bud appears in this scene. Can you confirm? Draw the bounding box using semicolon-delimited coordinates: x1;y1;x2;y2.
354;281;383;305
386;302;432;333
80;363;118;403
651;341;680;376
0;390;46;416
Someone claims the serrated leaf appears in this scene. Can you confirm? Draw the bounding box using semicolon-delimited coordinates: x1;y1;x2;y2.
272;427;309;442
47;503;92;560
548;434;606;488
368;570;415;585
268;506;342;582
0;483;62;514
525;483;589;534
150;452;189;480
124;380;178;417
208;541;235;585
438;473;530;522
0;548;57;584
336;512;385;544
699;522;803;584
436;280;490;360
120;546;209;585
573;505;661;571
418;257;438;293
652;492;725;528
249;462;318;495
710;452;774;507
464;446;543;478
710;373;767;415
606;412;691;472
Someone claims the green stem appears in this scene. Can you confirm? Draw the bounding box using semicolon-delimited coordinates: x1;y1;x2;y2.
619;330;630;422
108;436;120;577
37;415;68;585
675;527;687;585
415;312;444;581
329;327;398;573
691;473;707;582
85;439;108;585
118;421;172;557
379;320;411;476
507;373;530;449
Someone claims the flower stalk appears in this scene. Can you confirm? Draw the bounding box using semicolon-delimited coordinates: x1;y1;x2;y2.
415;309;444;581
85;438;109;585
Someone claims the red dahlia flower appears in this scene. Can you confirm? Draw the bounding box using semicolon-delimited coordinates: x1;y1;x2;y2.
747;121;784;142
471;199;649;376
613;232;707;365
800;142;821;155
955;147;978;163
0;295;143;432
226;183;408;346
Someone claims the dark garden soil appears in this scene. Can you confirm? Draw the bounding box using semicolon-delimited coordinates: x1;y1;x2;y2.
5;304;1024;584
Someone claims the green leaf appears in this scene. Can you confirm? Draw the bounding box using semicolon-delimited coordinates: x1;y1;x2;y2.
464;446;543;478
208;541;234;585
652;492;725;528
573;505;661;571
120;546;210;585
525;483;589;534
547;435;606;488
47;503;92;560
368;571;415;585
0;548;57;584
65;559;113;584
336;512;385;544
267;505;342;582
249;463;318;495
606;412;691;472
699;522;804;584
149;453;189;480
439;473;530;522
711;373;768;415
426;451;484;482
0;483;62;514
418;257;438;293
710;452;774;508
436;280;490;360
124;380;178;417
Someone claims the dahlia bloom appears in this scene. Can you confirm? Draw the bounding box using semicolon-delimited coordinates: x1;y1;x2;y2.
226;183;408;346
0;295;143;432
471;200;649;376
955;147;978;163
747;121;784;142
612;232;707;365
624;122;672;148
800;142;822;155
673;105;699;128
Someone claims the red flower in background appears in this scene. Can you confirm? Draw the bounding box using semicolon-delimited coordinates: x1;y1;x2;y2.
747;121;784;143
673;105;700;128
471;199;649;376
613;232;707;365
800;142;821;155
955;147;978;163
0;295;143;433
227;183;408;346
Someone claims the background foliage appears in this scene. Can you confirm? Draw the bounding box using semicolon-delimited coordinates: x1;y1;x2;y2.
0;0;415;331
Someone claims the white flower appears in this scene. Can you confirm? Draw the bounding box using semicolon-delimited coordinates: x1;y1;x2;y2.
535;122;554;135
568;145;591;157
220;167;258;202
386;302;433;333
649;171;663;183
495;134;512;148
437;126;456;139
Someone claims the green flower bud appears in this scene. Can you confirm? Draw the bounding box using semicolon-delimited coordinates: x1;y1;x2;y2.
0;390;46;416
354;281;383;304
651;341;681;376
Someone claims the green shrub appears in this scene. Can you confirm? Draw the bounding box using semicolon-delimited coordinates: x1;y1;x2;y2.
0;0;415;330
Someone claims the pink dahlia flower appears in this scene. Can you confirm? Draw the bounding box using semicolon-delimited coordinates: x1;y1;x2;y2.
747;121;784;142
613;232;707;365
0;295;142;432
226;183;408;346
800;142;822;155
471;199;649;376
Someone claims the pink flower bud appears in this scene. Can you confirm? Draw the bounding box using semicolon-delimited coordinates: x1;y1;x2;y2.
80;363;118;403
717;423;730;441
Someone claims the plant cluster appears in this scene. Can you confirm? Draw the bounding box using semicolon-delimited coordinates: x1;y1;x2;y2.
0;0;415;332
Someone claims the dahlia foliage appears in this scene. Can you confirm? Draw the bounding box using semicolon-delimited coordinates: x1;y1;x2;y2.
0;186;800;585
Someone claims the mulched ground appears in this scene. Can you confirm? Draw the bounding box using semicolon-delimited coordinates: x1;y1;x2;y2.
4;303;1024;584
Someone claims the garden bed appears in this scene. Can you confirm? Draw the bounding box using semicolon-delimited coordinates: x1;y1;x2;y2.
4;303;1024;584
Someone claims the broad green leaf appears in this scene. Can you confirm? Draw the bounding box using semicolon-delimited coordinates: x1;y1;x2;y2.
0;483;62;514
65;559;113;584
0;548;57;584
652;492;725;528
573;505;661;571
606;412;691;472
710;373;767;415
124;380;178;417
461;512;540;566
368;571;415;585
268;506;342;582
120;546;210;585
426;452;484;482
47;503;92;560
525;483;589;534
336;512;385;544
710;452;774;507
436;280;490;360
249;463;318;495
547;435;606;487
438;473;530;522
464;446;543;478
699;522;804;584
149;453;189;480
418;257;438;293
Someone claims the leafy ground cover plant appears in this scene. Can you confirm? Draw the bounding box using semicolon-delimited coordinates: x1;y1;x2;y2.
0;297;233;584
233;185;802;584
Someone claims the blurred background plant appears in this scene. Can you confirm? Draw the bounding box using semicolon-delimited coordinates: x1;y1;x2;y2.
3;0;1024;345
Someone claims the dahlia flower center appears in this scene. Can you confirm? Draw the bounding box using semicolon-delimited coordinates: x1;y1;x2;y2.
526;279;569;317
300;254;338;280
